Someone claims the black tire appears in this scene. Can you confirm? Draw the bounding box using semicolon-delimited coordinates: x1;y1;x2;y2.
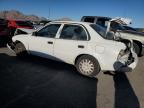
76;55;100;77
133;42;141;56
14;42;27;57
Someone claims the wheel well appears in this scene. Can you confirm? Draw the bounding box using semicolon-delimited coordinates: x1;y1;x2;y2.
75;54;86;65
133;40;142;50
14;41;26;48
75;54;99;65
14;40;22;44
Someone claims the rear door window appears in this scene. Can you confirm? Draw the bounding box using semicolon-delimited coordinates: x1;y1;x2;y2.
60;24;88;40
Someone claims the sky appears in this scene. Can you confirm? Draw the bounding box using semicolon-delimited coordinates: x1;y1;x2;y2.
0;0;144;28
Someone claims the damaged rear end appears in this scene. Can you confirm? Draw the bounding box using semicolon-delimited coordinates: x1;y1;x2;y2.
114;39;138;72
104;17;138;72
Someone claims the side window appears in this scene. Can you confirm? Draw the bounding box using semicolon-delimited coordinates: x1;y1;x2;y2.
60;25;87;40
36;24;61;38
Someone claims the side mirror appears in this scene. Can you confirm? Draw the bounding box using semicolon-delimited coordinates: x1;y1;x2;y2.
106;31;115;40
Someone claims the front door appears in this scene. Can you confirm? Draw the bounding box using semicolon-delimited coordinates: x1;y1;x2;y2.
28;24;61;58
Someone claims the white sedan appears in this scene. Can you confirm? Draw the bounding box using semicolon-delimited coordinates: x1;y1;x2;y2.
8;21;138;77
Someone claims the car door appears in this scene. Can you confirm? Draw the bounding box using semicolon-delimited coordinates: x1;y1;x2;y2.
54;24;89;64
28;24;61;58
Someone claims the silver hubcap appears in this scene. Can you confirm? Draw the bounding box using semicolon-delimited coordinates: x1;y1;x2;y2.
79;59;94;75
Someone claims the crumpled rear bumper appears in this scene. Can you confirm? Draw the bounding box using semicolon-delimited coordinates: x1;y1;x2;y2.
114;51;138;72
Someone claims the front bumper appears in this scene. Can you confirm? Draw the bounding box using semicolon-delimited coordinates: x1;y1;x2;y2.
7;42;15;49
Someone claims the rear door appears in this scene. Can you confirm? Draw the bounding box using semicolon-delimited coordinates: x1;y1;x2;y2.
54;24;89;64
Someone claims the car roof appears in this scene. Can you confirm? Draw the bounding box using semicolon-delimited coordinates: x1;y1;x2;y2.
82;16;111;20
49;21;93;25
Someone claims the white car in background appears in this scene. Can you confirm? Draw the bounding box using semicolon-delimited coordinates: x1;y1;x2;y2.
8;21;138;77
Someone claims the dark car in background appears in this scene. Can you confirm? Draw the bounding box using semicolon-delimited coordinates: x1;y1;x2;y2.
0;19;10;36
0;19;10;45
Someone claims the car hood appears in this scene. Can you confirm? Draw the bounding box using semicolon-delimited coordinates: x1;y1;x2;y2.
15;28;35;35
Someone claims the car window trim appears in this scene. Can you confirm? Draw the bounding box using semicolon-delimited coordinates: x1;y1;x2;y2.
57;23;90;41
35;23;61;38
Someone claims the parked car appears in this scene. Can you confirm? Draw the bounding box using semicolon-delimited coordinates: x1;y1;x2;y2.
122;25;137;31
7;21;138;77
135;28;144;33
8;20;34;36
0;18;10;43
81;16;144;56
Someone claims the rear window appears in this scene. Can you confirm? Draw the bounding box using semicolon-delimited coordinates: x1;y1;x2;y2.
90;24;106;38
16;21;33;27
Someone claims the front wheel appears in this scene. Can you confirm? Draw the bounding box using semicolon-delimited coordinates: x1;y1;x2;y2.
76;55;100;77
14;42;27;57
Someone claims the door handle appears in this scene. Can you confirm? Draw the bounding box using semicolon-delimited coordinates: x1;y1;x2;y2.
78;45;84;48
47;41;53;44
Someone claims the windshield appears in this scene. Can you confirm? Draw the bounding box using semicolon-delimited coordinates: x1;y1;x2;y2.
90;24;106;38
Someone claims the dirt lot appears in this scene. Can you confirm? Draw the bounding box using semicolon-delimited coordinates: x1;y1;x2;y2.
0;46;144;108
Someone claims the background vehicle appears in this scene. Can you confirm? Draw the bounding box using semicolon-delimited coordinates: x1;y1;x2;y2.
123;25;137;31
0;18;10;44
8;21;138;77
81;16;144;56
8;20;34;36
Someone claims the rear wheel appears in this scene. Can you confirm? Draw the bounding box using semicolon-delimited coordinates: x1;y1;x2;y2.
14;42;27;57
76;55;100;77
